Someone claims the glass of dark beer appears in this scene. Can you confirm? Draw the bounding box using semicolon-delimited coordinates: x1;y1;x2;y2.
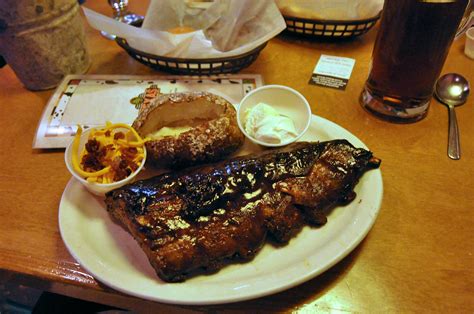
360;0;470;123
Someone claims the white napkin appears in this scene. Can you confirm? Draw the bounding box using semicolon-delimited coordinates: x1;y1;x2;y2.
83;0;286;59
276;0;384;20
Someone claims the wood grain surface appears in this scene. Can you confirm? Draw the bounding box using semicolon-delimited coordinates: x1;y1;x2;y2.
0;1;473;312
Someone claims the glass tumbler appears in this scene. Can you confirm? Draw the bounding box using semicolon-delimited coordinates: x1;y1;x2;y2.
360;0;470;123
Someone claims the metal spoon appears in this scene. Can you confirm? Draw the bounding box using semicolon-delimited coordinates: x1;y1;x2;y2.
434;73;470;160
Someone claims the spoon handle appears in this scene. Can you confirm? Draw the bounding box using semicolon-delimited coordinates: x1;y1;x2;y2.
448;105;461;160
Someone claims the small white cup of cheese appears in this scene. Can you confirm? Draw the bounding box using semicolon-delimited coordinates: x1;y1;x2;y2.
64;126;147;196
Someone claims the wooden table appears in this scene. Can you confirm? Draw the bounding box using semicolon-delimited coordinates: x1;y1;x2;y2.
1;2;473;312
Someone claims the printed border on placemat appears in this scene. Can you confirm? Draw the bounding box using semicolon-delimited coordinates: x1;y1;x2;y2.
33;74;263;149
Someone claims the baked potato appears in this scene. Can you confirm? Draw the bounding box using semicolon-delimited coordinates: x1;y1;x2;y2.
132;91;245;169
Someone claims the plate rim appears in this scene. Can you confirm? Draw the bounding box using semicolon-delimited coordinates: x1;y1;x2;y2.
59;114;383;305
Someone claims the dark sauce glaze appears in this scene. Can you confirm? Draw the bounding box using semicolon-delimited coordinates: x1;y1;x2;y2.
113;141;325;220
105;140;381;282
109;140;378;221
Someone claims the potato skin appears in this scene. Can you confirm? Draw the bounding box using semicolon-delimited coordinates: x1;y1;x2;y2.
133;92;245;169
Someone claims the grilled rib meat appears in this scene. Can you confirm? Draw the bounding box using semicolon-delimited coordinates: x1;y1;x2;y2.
105;140;381;282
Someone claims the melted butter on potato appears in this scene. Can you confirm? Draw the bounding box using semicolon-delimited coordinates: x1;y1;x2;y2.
148;126;193;140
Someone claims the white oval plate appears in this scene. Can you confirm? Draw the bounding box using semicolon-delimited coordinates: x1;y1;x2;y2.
59;115;383;305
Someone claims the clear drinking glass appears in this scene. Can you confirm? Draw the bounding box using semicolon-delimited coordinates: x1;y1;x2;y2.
360;0;470;123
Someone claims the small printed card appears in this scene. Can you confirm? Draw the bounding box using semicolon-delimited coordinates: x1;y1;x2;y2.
34;74;263;149
309;55;356;90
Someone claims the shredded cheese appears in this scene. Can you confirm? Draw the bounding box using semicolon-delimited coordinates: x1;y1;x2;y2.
71;123;147;184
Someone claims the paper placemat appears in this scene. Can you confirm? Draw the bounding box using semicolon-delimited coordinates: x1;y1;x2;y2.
34;74;263;149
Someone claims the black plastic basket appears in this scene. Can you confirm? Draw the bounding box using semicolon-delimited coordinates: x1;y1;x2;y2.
116;37;267;75
283;13;381;39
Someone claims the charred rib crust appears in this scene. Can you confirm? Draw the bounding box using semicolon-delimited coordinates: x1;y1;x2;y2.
105;140;380;282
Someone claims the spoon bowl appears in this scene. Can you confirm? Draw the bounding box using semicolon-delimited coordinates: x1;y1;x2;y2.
435;73;470;106
434;73;470;160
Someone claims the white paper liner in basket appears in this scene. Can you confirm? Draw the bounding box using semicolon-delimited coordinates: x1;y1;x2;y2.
276;0;384;21
83;0;286;59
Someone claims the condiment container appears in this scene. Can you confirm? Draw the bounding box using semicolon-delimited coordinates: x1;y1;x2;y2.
237;85;312;147
0;0;91;90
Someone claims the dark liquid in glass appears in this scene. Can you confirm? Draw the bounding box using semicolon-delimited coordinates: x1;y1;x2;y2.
361;0;468;123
